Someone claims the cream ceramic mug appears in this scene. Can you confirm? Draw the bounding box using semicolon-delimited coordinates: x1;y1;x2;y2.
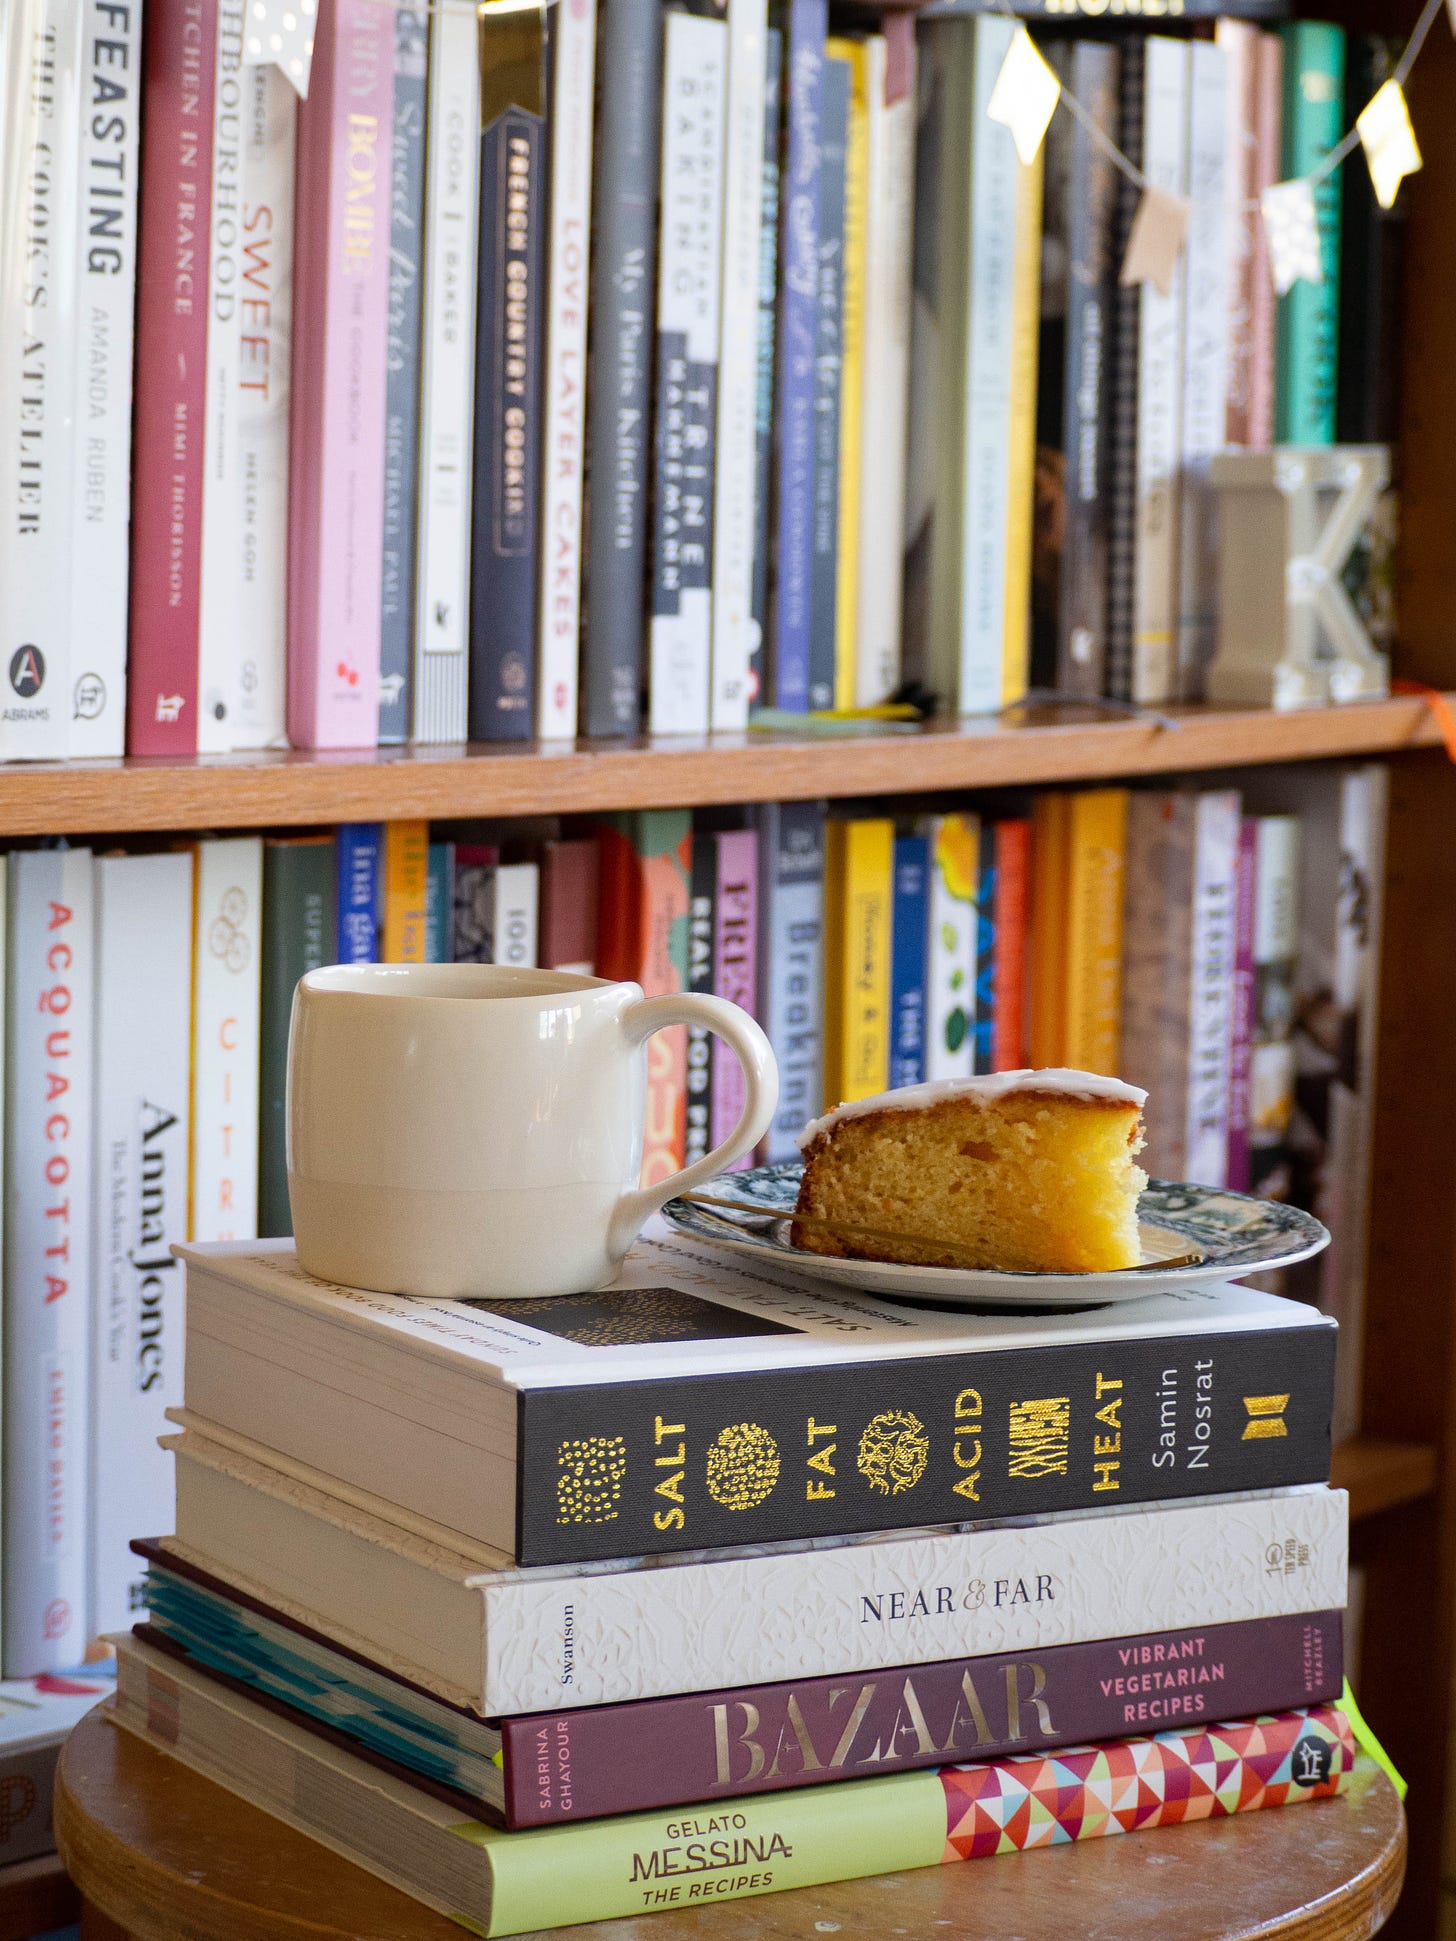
286;963;778;1298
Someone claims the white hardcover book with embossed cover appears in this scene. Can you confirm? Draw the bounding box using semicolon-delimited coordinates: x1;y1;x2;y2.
160;1423;1347;1717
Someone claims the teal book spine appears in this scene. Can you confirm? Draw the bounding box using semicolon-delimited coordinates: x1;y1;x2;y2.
1275;22;1345;444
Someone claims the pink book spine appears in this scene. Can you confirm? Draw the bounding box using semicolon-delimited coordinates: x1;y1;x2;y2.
1227;815;1258;1192
287;0;394;749
127;0;217;755
712;828;759;1162
1248;32;1282;451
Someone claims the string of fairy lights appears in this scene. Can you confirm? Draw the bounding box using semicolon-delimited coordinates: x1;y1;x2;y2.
982;0;1441;295
245;0;1444;291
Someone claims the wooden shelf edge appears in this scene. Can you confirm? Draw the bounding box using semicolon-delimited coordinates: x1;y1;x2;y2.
0;695;1443;835
1332;1437;1438;1522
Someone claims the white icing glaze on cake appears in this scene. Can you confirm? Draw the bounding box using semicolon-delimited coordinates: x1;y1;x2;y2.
797;1069;1149;1149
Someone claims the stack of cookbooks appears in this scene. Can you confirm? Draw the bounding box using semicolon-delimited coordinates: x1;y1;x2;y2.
112;1227;1353;1932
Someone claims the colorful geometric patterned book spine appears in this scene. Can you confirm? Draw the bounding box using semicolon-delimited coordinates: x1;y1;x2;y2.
933;1706;1352;1863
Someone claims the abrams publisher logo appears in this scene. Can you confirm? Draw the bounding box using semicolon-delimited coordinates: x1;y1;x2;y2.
1290;1734;1335;1788
9;646;44;698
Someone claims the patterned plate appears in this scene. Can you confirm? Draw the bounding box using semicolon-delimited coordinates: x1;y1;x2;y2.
661;1165;1330;1307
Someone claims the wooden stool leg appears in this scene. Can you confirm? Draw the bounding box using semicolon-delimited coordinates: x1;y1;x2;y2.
80;1900;132;1941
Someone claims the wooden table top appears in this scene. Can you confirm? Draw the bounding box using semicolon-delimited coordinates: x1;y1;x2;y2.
55;1706;1405;1941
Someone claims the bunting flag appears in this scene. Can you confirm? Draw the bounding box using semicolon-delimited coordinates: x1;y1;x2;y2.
243;0;318;99
1260;179;1323;295
987;26;1062;168
1119;186;1190;297
1357;79;1422;208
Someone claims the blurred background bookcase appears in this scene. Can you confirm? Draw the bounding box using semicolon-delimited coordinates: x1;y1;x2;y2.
10;1;1456;1938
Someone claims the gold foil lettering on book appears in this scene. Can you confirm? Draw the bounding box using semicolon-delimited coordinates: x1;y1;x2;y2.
555;1435;626;1525
1007;1397;1070;1479
705;1423;780;1510
856;1409;928;1496
805;1417;836;1501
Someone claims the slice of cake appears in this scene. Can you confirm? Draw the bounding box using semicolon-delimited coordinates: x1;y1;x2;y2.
792;1071;1148;1274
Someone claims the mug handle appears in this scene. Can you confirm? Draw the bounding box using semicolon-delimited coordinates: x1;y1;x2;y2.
607;993;780;1258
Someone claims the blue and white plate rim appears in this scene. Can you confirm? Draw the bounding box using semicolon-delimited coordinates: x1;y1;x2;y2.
660;1164;1331;1307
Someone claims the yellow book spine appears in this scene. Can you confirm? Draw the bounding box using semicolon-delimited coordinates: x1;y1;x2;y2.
382;821;430;963
822;821;849;1108
831;36;870;711
823;816;894;1106
1028;793;1068;1068
842;816;894;1102
1062;789;1129;1077
1001;143;1044;706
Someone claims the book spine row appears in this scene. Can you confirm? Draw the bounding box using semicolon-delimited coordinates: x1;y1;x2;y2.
113;1634;1352;1940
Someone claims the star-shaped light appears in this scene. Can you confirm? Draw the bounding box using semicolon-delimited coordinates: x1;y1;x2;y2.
1357;78;1422;210
987;27;1061;168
